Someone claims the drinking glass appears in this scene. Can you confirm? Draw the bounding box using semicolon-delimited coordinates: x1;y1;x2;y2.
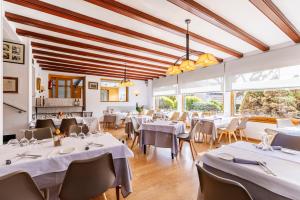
69;132;78;138
19;137;29;147
7;139;19;146
78;126;85;139
29;130;37;145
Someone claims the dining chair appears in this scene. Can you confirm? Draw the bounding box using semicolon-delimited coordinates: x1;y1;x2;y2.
0;171;45;200
130;117;141;149
25;127;53;140
59;153;119;200
276;118;294;128
169;112;180;121
191;112;199;118
35;119;56;134
200;120;214;146
146;110;154;117
60;118;77;136
236;117;249;141
178;112;188;123
271;133;300;151
196;164;253;200
103;115;117;130
178;121;201;160
217;118;239;143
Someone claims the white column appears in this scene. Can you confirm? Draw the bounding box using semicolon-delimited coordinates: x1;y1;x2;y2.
27;39;33;122
0;0;4;144
177;94;183;112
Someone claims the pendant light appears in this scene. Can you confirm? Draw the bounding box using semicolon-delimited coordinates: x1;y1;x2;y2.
119;65;134;87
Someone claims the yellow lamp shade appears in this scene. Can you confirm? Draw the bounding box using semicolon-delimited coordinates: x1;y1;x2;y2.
179;60;196;72
196;53;219;67
166;65;181;75
119;80;134;87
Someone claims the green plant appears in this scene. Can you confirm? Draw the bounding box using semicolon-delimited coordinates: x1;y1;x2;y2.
185;96;202;111
136;103;144;113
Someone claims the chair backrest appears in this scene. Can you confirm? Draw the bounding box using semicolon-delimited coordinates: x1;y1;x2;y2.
35;119;56;134
69;124;89;134
276;119;294;128
271;133;300;151
59;153;116;200
238;117;249;129
60;118;77;136
196;164;253;200
0;171;45;200
226;118;240;131
25;127;53;140
131;117;140;133
103;115;116;123
200;120;214;136
179;112;188;122
169;112;180;121
191;112;199;118
190;121;202;138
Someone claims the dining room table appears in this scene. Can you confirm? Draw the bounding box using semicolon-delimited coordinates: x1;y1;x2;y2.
191;116;232;142
0;133;134;200
125;115;153;137
138;120;185;159
199;141;300;200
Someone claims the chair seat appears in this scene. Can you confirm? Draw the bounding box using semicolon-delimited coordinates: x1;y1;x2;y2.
177;133;190;140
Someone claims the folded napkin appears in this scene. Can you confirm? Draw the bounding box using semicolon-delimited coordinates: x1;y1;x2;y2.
271;146;282;150
233;158;259;165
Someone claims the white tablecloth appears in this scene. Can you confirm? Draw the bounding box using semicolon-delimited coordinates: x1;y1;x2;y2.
125;115;152;125
274;127;300;136
139;121;185;155
201;141;300;200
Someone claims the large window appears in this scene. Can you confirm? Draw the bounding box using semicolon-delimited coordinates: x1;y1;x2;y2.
184;93;224;114
100;79;128;102
234;89;300;118
154;96;177;111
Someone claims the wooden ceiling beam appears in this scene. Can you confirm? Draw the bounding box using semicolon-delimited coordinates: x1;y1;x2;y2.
34;56;165;77
85;0;242;58
41;67;149;81
32;49;166;74
16;29;173;65
250;0;300;43
31;42;167;70
167;0;269;51
38;63;156;78
6;12;179;60
5;0;190;52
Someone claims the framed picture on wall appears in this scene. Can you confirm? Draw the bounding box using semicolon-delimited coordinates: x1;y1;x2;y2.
3;41;25;64
3;77;18;93
88;82;98;90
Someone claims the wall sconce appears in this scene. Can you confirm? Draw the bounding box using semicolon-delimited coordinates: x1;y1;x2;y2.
39;85;45;93
133;90;140;96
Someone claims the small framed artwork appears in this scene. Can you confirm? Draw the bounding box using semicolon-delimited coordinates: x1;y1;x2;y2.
3;77;18;93
3;41;25;64
88;82;98;90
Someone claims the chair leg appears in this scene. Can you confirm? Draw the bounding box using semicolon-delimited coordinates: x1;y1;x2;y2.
242;129;248;141
189;141;195;160
228;132;231;143
232;131;238;142
131;135;137;149
218;131;224;143
190;140;197;160
179;139;184;151
116;185;120;200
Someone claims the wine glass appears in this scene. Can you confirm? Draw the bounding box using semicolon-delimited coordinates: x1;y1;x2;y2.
29;130;37;145
78;126;85;139
19;137;29;147
7;139;19;146
69;132;78;138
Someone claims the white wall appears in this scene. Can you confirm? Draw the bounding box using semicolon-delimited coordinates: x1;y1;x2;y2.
35;69;151;118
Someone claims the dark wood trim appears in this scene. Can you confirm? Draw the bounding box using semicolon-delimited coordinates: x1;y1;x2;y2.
6;12;178;60
34;56;162;77
167;0;269;51
16;29;173;65
41;67;149;80
250;0;300;43
5;0;189;52
31;42;168;70
3;76;18;93
38;63;159;79
85;0;241;58
32;49;166;73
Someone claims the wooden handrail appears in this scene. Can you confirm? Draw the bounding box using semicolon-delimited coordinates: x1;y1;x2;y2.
3;102;26;113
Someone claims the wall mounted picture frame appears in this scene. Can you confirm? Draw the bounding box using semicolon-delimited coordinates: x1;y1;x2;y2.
88;81;98;90
3;41;25;64
3;77;18;93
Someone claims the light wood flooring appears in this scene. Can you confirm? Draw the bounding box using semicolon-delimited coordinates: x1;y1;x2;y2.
93;126;220;200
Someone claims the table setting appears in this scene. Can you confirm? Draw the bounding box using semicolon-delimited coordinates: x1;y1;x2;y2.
0;132;134;200
200;140;300;200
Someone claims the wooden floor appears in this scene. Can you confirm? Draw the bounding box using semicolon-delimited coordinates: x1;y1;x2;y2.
93;126;218;200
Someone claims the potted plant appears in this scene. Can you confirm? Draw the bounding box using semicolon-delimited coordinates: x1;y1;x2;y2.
136;103;144;115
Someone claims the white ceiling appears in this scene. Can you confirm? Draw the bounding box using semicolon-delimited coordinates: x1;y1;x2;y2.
3;0;300;79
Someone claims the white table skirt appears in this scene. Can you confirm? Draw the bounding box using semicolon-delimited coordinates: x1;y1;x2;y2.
200;142;300;200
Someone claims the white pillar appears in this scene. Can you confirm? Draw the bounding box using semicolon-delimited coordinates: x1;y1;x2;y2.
0;0;4;144
27;39;32;123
